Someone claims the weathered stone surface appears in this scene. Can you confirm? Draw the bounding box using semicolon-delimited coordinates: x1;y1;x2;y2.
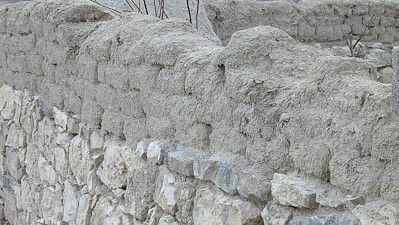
193;155;239;195
53;107;68;132
271;173;318;209
165;148;201;177
193;186;262;225
147;140;175;165
288;213;361;225
135;139;151;159
155;171;177;214
352;201;399;225
97;142;135;189
365;49;392;67
69;136;93;186
237;167;271;201
63;180;79;224
90;130;104;150
261;204;293;225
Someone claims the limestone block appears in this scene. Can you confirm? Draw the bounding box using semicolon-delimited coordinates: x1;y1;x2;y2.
37;154;57;186
135;139;151;159
3;187;17;225
90;130;104;150
165;148;201;177
89;196;116;225
237;168;271;201
53;107;68;132
68;136;93;186
193;186;262;225
96;142;132;189
353;201;399;225
39;185;64;225
87;169;101;195
5;147;22;181
63;180;79;224
147;140;175;165
0;85;17;120
53;147;67;178
156;172;177;214
5;124;26;150
76;194;92;225
271;173;318;209
261;204;293;225
193;156;239;195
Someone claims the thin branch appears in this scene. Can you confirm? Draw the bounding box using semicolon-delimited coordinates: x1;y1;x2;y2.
195;0;200;29
161;0;165;19
128;0;143;14
163;11;169;19
125;0;135;12
143;0;149;14
341;27;350;49
186;0;192;24
90;0;121;15
353;14;376;49
153;0;158;17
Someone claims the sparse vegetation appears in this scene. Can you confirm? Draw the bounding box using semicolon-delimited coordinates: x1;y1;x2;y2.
341;14;376;57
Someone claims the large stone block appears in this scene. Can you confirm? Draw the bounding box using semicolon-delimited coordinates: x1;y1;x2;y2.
193;186;262;225
271;173;318;209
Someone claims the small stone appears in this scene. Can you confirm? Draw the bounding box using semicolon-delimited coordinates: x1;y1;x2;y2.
148;205;163;225
158;215;180;225
271;173;319;209
377;66;393;83
345;195;365;206
89;130;104;150
53;107;68;132
368;43;383;49
67;116;80;134
136;139;151;159
147;140;175;165
332;46;351;57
